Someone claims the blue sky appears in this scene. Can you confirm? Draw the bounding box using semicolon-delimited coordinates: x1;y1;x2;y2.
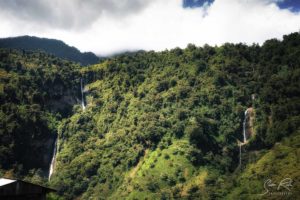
277;0;300;12
183;0;214;8
184;0;300;12
0;0;300;55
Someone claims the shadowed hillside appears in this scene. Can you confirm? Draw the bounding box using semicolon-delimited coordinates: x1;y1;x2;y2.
0;36;99;66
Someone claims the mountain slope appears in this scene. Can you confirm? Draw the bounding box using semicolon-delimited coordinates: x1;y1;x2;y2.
0;49;81;183
0;33;299;200
0;36;99;65
49;33;300;199
225;132;300;199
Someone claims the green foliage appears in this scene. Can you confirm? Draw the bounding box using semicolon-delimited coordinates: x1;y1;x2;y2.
0;49;80;176
1;32;300;199
0;36;99;65
53;33;300;199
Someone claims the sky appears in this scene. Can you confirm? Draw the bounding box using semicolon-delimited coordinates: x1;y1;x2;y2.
0;0;300;56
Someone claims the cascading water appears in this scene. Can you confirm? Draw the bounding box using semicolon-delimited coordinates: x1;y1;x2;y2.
48;138;58;181
242;109;249;143
239;143;242;166
81;78;86;110
239;108;251;168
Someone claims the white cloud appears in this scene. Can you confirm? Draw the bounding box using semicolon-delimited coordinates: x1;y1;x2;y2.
0;0;153;29
0;0;300;56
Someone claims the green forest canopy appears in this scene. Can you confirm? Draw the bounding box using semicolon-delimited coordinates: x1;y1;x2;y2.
0;32;299;199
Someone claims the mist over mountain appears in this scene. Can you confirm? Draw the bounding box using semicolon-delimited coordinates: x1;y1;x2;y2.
0;36;99;65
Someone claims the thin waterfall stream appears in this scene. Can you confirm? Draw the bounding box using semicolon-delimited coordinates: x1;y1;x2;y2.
243;108;249;143
81;78;86;110
48;137;58;181
239;143;242;166
239;108;250;168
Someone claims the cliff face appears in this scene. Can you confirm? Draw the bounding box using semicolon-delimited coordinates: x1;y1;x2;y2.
47;91;78;116
31;136;56;170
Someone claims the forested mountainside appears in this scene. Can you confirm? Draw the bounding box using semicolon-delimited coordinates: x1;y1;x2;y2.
1;33;300;200
0;36;100;66
0;50;81;181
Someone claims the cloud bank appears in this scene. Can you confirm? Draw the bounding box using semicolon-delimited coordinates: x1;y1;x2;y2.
0;0;300;55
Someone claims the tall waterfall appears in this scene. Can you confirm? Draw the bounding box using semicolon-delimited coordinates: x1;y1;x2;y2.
242;109;249;143
48;138;58;181
239;108;252;168
239;143;242;166
81;78;86;111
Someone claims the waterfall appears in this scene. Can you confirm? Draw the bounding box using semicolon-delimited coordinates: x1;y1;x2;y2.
239;143;242;167
48;138;58;181
242;109;249;143
237;107;253;170
81;78;86;110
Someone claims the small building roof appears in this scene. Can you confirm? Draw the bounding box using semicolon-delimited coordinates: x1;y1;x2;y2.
0;177;56;193
0;178;17;187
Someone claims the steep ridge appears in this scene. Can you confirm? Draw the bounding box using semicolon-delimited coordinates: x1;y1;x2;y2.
0;36;99;65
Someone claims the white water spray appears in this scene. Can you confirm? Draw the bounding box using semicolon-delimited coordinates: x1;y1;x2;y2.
81;78;86;110
48;138;57;181
243;109;249;143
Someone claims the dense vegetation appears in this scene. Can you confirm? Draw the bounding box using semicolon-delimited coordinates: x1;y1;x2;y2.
1;32;300;199
0;36;99;65
0;49;81;182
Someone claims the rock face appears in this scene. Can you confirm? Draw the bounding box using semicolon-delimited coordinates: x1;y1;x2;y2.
29;136;56;172
48;94;77;114
43;138;56;167
46;86;80;117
